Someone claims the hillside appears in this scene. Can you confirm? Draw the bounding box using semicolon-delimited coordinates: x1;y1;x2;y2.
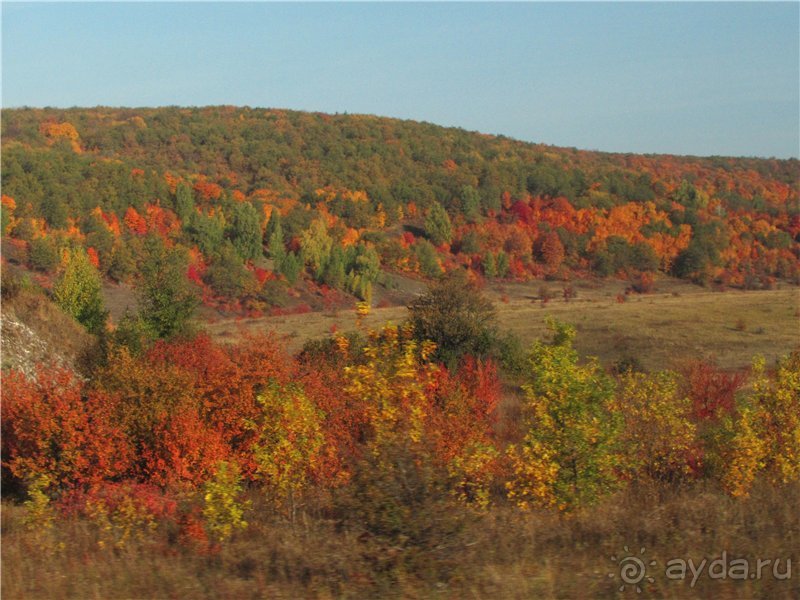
3;107;800;600
1;107;799;320
0;265;96;377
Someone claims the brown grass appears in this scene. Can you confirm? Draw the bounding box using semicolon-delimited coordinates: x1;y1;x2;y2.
205;279;800;371
3;481;798;599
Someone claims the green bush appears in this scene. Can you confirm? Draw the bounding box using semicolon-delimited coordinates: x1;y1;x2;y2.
28;237;59;272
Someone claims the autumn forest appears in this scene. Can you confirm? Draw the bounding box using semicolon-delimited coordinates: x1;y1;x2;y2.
1;106;799;598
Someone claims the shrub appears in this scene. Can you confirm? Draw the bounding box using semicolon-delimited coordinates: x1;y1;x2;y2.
251;382;326;519
202;461;250;543
507;320;622;510
720;354;800;496
1;367;132;492
613;371;697;483
408;270;496;368
28;237;59;272
333;442;473;585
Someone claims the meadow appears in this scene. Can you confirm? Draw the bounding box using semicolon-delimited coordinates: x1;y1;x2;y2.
206;278;800;372
3;481;797;599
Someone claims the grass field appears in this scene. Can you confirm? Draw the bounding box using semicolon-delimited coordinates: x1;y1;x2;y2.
205;278;800;372
4;482;798;599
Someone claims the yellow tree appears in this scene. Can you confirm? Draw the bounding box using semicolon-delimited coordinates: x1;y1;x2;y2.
343;325;437;453
613;371;697;483
342;325;500;508
250;382;325;519
721;353;800;496
53;248;107;334
507;320;622;510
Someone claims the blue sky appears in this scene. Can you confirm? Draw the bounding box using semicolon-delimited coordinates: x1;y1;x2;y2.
2;2;798;158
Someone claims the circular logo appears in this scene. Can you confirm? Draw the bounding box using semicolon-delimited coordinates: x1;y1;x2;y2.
610;546;657;593
619;555;647;585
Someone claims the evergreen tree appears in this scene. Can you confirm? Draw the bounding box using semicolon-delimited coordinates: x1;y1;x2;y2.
28;237;59;272
267;211;286;263
228;202;263;261
483;252;497;278
425;201;453;246
41;197;69;229
414;240;442;279
322;246;346;289
279;252;303;285
175;183;195;223
137;236;199;339
205;241;256;299
265;209;282;245
108;241;136;282
461;185;482;223
187;210;225;256
496;251;510;278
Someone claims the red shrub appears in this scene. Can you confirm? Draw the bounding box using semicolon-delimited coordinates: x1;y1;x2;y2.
684;361;746;421
141;410;230;488
1;367;132;490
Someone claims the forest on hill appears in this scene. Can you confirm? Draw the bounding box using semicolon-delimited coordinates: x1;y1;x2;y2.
2;107;799;597
1;106;799;321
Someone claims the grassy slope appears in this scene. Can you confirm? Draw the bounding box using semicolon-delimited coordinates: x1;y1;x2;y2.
205;277;800;371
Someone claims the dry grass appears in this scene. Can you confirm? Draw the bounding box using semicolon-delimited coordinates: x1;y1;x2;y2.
492;286;800;372
3;481;798;599
205;279;799;371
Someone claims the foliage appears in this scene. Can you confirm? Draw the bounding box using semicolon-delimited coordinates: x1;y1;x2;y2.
408;270;497;368
425;201;453;246
3;311;799;582
136;236;199;339
339;325;501;510
28;236;60;272
64;482;177;550
1;367;131;491
204;241;257;299
53;247;107;333
1;107;796;317
278;251;302;285
538;231;565;276
507;320;621;510
333;442;473;584
613;371;697;483
300;218;333;280
202;461;250;542
720;354;800;496
22;474;56;533
413;239;442;278
227;201;263;261
250;382;326;516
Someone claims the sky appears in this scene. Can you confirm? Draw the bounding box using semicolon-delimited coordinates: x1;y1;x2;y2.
2;2;798;159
